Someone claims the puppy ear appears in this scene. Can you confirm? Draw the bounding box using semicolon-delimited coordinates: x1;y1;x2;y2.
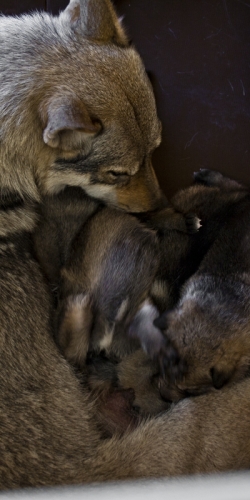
210;366;232;389
57;294;93;367
41;95;101;151
60;0;128;46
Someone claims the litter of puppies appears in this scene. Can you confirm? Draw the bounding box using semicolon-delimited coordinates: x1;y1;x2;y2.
1;0;250;489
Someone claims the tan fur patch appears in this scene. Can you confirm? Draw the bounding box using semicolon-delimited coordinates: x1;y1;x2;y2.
58;294;93;366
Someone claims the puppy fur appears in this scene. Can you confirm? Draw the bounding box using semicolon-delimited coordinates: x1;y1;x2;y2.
34;186;160;362
155;170;250;401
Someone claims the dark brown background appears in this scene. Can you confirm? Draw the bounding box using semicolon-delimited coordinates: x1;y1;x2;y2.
1;0;250;197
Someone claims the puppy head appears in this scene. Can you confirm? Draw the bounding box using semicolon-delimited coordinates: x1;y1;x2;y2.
155;299;250;402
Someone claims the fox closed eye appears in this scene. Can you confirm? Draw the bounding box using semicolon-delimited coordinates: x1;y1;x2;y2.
107;170;129;177
106;170;129;183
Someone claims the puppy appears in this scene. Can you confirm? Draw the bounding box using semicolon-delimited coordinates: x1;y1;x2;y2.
34;187;159;365
153;170;250;401
126;204;201;367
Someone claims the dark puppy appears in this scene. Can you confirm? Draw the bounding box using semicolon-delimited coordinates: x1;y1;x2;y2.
34;187;159;368
154;170;250;401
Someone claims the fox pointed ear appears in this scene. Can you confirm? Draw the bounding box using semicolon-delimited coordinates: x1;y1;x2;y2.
59;0;81;27
60;0;128;46
41;95;101;151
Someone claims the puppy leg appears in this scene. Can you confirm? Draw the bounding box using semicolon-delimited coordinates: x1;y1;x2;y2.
57;294;93;368
147;206;201;234
128;300;181;378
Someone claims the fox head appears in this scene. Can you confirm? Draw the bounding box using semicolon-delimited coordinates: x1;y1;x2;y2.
0;0;165;212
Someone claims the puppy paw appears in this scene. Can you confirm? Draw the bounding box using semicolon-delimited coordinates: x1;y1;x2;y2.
193;168;223;186
185;213;202;233
128;301;184;380
145;207;200;234
153;312;187;381
159;348;187;382
128;300;166;359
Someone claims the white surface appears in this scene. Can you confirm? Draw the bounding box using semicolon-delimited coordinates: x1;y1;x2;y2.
1;472;250;500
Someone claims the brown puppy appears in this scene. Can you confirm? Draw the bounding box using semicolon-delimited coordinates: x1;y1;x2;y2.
154;170;250;401
34;186;159;366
